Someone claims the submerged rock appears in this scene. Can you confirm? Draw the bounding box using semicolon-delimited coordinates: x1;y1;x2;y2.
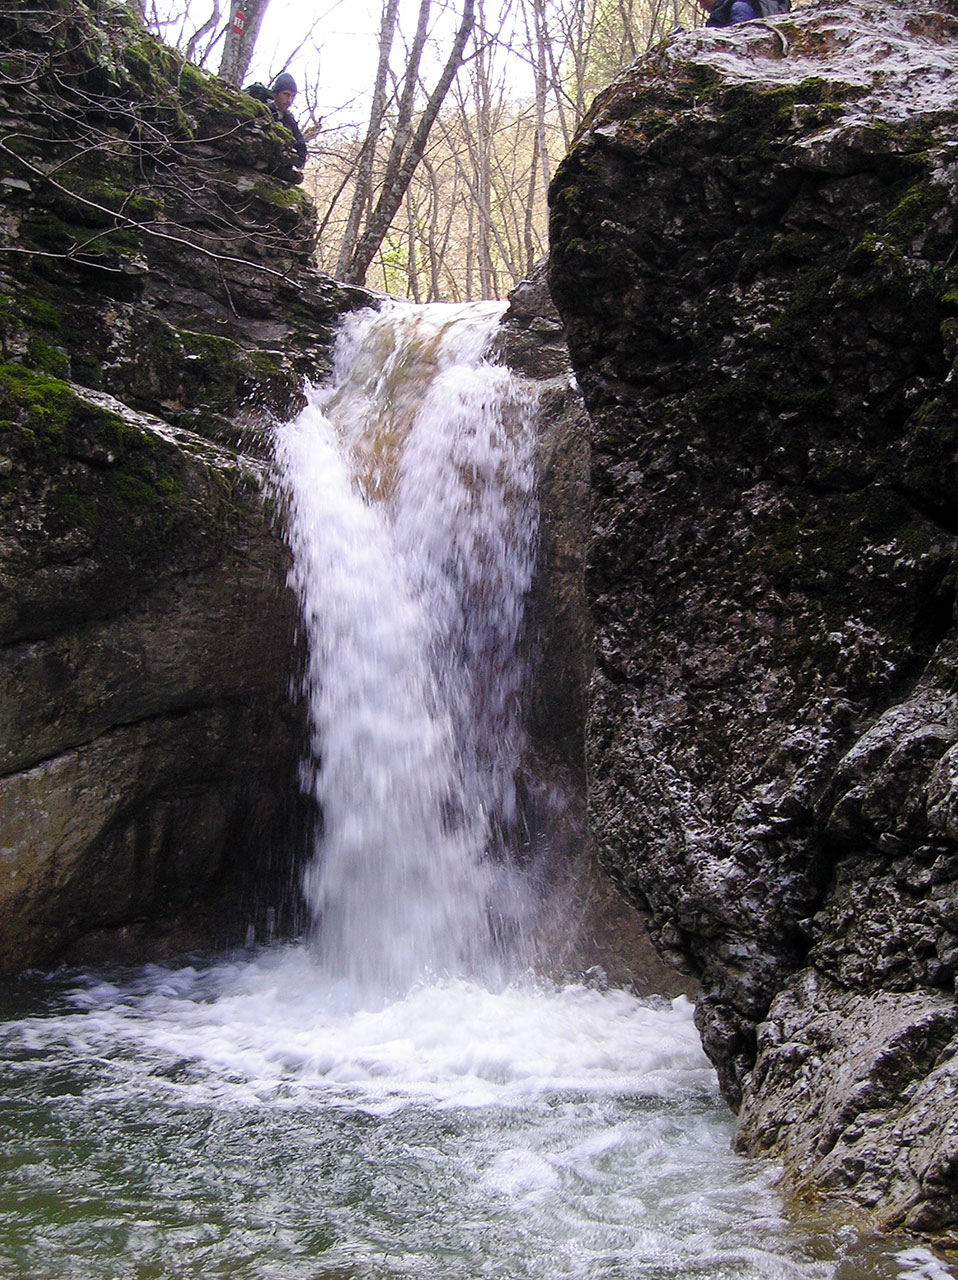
549;0;958;1235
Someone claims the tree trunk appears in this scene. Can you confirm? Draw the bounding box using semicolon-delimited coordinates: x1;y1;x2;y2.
406;186;421;302
523;142;538;277
474;0;494;299
525;0;552;204
342;0;475;286
218;0;271;87
335;0;401;277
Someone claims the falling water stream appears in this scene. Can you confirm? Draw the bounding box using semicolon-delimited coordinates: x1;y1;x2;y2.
279;301;537;999
0;303;953;1280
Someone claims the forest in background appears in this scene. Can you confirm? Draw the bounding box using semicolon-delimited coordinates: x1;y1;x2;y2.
133;0;708;299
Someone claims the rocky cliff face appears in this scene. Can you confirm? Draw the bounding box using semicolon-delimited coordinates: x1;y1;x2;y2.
497;262;696;995
0;0;371;969
550;0;958;1236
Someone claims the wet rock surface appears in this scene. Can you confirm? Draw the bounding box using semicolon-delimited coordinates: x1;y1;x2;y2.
0;0;373;968
0;386;306;970
549;0;958;1234
738;970;958;1237
498;262;696;995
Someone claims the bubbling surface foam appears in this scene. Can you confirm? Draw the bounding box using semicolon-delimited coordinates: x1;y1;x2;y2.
8;951;713;1111
0;951;912;1280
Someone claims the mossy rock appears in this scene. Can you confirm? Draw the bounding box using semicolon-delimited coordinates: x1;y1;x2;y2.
0;365;260;642
0;0;364;450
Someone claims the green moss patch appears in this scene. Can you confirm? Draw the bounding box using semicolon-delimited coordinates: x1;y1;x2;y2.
177;330;294;412
26;338;70;378
0;364;194;570
251;180;308;212
0;364;77;443
0;0;336;450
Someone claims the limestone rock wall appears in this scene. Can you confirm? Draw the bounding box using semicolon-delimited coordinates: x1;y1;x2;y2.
549;0;958;1234
0;0;372;969
0;381;304;969
498;262;694;994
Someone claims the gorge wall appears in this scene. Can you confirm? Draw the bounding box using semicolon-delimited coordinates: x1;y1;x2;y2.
0;0;371;968
549;0;958;1237
498;263;695;994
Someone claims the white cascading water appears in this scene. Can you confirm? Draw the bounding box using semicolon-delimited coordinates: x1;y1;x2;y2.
275;300;537;997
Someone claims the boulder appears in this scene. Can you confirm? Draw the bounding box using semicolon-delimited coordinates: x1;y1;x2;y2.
549;0;958;1232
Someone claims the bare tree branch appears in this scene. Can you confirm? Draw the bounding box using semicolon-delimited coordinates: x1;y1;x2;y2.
343;0;475;285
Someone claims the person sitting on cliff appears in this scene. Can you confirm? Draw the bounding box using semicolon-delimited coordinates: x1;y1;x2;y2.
246;72;308;169
698;0;789;26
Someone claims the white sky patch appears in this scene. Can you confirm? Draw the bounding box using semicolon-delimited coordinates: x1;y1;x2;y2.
247;0;377;122
245;0;511;128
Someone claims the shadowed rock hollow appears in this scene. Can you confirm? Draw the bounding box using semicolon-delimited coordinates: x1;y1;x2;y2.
549;0;958;1237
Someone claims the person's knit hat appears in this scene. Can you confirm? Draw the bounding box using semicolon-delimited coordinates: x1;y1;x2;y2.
271;72;298;95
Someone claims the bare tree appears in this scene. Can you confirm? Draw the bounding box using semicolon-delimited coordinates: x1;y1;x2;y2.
335;0;402;277
140;0;707;298
218;0;270;86
339;0;476;286
135;0;336;106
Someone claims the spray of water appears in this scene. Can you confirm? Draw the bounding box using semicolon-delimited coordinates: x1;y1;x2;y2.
275;301;538;1000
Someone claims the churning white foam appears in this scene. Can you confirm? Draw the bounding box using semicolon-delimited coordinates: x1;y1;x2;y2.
11;951;713;1113
2;950;854;1280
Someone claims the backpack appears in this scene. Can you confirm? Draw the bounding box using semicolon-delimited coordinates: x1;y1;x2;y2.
245;82;272;104
707;0;789;24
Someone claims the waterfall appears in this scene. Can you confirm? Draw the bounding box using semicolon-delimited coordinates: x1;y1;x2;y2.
275;300;538;1000
1;302;904;1280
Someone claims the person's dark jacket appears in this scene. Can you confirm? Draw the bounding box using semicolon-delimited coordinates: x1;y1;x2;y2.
707;0;745;24
271;102;307;168
245;83;307;167
707;0;789;25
